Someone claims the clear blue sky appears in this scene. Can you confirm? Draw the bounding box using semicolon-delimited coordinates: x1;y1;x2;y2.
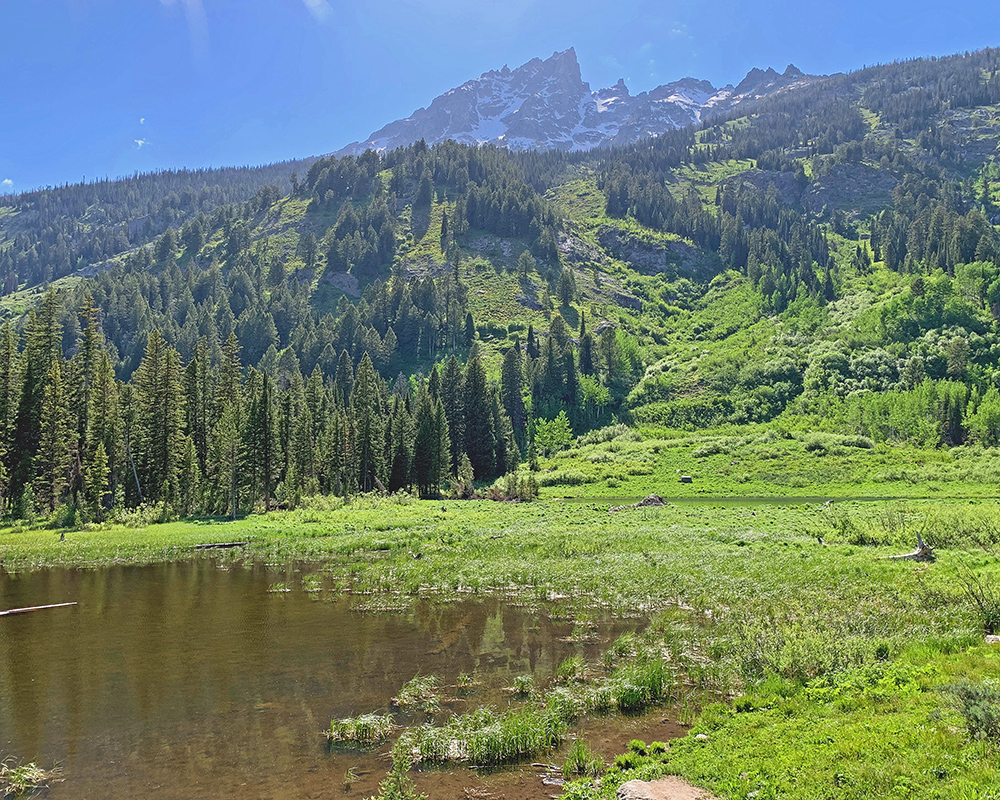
2;0;998;192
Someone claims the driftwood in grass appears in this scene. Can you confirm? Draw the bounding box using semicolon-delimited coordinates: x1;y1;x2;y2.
0;602;77;617
883;533;935;562
609;494;666;513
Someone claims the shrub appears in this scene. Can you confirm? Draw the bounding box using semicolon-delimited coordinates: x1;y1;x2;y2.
948;681;1000;741
577;423;639;446
958;568;1000;634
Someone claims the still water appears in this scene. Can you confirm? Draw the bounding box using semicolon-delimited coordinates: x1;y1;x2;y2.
0;562;654;799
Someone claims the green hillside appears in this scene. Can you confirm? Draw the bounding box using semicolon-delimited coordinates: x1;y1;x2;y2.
0;48;998;520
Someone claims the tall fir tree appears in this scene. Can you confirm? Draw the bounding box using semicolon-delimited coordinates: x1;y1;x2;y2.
463;345;495;480
352;352;386;492
36;360;73;512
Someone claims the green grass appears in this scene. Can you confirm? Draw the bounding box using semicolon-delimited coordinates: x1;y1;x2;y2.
327;714;396;746
566;648;1000;800
6;489;1000;797
537;424;1000;500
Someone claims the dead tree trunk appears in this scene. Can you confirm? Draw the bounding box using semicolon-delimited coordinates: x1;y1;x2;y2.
884;533;935;562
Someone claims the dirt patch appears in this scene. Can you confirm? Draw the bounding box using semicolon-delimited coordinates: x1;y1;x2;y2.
618;776;717;800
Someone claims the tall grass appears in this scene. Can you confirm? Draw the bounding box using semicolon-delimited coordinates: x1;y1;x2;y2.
326;714;395;746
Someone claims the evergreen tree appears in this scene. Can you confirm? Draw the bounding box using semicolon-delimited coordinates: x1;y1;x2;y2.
387;395;412;493
133;330;186;505
85;441;110;521
36;361;72;512
500;344;527;452
440;355;465;476
177;436;200;516
412;385;448;498
352;352;386;492
210;400;244;519
245;370;279;510
579;313;594;376
463;345;495;480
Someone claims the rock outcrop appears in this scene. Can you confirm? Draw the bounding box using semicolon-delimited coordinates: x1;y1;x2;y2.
338;50;820;155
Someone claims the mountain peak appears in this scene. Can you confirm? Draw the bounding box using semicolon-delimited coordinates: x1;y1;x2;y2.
733;65;806;96
337;51;820;156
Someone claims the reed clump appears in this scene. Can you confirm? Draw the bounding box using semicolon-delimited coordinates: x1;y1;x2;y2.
326;714;396;746
391;675;441;713
1;760;61;797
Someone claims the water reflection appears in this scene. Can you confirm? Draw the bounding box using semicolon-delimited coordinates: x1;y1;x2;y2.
0;562;636;799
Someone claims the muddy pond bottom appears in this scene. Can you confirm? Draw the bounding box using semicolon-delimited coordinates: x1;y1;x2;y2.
0;561;661;799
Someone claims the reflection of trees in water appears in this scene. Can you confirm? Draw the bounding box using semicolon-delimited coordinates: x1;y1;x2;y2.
0;564;636;800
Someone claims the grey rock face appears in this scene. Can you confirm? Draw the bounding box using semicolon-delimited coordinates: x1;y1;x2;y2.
337;49;819;156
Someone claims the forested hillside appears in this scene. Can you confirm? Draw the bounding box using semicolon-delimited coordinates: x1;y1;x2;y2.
1;46;1000;522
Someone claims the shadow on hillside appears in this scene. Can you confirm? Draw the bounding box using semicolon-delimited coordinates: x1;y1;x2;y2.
410;208;431;241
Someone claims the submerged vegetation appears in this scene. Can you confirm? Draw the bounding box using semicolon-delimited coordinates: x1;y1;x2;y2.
0;760;60;798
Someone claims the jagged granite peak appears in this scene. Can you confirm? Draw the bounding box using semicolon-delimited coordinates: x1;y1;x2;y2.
337;50;821;156
732;64;812;97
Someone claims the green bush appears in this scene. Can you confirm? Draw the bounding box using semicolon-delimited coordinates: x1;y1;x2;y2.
948;681;1000;741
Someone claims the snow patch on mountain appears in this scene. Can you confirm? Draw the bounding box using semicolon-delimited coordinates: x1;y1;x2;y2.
336;49;820;156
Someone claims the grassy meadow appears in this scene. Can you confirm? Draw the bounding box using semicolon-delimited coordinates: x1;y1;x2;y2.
4;435;1000;798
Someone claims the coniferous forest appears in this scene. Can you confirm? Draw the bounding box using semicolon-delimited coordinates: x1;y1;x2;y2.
1;47;1000;523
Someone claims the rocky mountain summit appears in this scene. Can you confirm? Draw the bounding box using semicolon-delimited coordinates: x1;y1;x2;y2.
337;48;818;155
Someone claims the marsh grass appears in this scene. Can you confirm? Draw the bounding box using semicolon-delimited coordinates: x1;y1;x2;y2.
0;760;61;797
392;675;441;713
326;714;395;746
7;495;1000;797
394;706;565;767
562;739;604;778
510;675;535;697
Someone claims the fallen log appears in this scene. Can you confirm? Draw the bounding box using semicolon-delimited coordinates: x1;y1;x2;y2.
193;541;248;550
0;602;78;617
883;533;935;562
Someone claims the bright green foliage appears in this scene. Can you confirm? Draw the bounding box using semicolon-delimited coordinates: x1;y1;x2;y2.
535;411;573;456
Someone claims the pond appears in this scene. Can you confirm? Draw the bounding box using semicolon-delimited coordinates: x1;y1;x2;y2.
0;561;668;799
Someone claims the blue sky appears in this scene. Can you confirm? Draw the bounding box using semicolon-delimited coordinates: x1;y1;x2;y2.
1;0;998;192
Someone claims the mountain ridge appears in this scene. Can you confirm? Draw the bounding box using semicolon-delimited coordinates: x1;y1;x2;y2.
336;47;822;156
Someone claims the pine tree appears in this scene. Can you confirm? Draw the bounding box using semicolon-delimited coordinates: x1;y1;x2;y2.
177;436;200;516
0;323;19;502
352;352;386;492
215;332;243;424
88;350;122;510
579;312;594;376
387;395;412;493
36;360;72;512
133;330;186;506
411;386;437;498
185;338;212;470
463;345;495;480
245;370;279;510
335;349;354;404
440;355;465;476
500;345;526;453
85;440;110;521
210;400;244;519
